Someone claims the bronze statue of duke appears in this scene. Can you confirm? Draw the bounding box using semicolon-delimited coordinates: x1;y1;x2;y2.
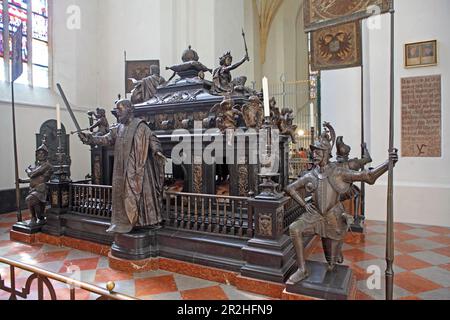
79;99;166;234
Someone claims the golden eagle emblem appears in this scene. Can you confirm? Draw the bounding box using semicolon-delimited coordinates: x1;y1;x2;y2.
319;32;353;62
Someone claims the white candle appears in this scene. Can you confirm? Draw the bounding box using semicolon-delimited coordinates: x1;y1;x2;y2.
262;77;270;118
56;103;61;130
310;102;314;128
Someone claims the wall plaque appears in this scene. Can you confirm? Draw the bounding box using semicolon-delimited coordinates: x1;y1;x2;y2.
401;75;442;157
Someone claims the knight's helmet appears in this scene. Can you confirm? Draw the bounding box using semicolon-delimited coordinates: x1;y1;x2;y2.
310;122;336;158
336;136;351;161
310;132;332;155
36;135;49;154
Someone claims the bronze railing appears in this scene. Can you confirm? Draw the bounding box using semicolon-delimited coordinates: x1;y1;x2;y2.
165;191;254;238
0;257;138;300
289;157;310;180
70;184;112;219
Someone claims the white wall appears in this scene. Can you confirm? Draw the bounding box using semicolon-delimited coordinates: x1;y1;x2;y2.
96;0;162;108
321;0;450;227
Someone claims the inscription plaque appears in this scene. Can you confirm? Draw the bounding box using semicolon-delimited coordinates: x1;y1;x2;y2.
401;75;441;157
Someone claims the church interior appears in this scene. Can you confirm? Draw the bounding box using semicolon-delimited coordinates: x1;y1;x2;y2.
0;0;449;302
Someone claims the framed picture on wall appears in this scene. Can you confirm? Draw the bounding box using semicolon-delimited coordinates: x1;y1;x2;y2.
405;40;437;68
125;60;160;94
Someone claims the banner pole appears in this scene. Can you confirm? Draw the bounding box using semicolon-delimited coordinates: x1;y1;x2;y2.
11;79;22;222
385;7;396;301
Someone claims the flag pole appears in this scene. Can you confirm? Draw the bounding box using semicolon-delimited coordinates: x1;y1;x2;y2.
11;77;22;222
10;23;24;223
385;6;396;300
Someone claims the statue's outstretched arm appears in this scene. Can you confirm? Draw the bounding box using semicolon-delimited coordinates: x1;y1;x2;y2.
89;120;101;131
362;143;373;164
347;143;373;171
343;150;398;185
226;56;247;72
80;127;116;147
90;131;115;146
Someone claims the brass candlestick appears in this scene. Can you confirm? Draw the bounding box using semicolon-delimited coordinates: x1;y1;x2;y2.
256;117;283;200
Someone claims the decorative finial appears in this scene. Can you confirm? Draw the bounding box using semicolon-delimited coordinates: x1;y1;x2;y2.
106;281;115;292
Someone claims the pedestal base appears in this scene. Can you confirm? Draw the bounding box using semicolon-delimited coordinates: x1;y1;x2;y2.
12;220;45;235
285;261;356;300
10;230;38;244
111;228;158;261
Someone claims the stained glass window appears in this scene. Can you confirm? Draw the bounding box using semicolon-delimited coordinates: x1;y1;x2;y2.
0;0;49;87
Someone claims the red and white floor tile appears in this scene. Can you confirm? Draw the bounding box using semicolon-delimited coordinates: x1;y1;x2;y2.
0;213;449;300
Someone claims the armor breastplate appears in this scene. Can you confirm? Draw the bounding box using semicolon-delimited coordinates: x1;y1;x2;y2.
310;165;340;215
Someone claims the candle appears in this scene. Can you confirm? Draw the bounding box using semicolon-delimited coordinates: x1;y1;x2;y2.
310;102;314;128
56;103;61;130
262;77;270;118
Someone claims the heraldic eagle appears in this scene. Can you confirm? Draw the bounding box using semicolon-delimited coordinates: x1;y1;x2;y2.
318;32;353;62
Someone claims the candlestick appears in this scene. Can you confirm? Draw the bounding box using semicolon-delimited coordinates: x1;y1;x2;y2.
56;103;61;130
262;77;270;118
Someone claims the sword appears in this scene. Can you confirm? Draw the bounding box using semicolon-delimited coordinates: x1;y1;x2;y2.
70;128;91;135
242;28;249;61
56;83;82;133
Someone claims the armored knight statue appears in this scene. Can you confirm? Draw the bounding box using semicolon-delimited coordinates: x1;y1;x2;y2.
285;122;398;283
211;51;250;95
19;138;53;225
88;108;109;136
79;99;166;234
335;134;373;216
336;136;372;171
130;65;167;104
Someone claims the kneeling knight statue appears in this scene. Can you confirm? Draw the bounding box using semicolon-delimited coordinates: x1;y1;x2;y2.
19;138;53;225
285;122;398;283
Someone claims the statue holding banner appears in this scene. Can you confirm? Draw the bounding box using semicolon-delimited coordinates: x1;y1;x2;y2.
19;139;53;225
285;123;398;283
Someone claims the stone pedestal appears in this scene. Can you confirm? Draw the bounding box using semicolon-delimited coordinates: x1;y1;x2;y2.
285;261;356;300
12;220;45;235
111;228;159;261
42;181;70;236
241;195;297;283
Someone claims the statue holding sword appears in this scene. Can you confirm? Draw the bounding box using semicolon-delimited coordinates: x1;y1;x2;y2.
57;84;166;234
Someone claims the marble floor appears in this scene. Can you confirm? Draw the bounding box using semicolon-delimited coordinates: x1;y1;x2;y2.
0;212;449;300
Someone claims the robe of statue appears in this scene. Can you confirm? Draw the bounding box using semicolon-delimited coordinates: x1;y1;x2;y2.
94;118;165;233
212;66;233;94
141;75;166;101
